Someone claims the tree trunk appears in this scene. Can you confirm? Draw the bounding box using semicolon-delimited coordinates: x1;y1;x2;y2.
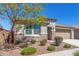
5;18;16;49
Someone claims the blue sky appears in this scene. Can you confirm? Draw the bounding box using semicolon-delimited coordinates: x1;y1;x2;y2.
41;3;79;26
1;3;79;30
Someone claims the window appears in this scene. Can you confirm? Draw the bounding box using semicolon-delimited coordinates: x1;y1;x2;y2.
34;29;40;34
25;25;32;34
34;25;40;34
26;29;32;34
25;24;41;36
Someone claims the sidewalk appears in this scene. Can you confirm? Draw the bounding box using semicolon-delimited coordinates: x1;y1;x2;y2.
38;48;79;56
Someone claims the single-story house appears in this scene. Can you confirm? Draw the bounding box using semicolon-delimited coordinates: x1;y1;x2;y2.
14;18;79;41
0;18;79;45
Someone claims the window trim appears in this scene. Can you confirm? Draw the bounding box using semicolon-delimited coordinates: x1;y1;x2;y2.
24;25;41;36
24;29;40;36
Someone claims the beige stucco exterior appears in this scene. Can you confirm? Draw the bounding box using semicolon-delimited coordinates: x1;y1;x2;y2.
15;25;78;41
15;22;79;41
26;34;47;41
16;26;48;41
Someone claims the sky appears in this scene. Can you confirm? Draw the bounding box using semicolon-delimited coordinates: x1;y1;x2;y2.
41;3;79;26
0;3;79;30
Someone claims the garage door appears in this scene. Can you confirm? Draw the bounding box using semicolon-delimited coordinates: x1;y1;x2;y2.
55;29;71;39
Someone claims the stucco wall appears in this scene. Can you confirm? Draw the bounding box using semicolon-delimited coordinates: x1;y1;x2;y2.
16;34;47;41
41;26;47;34
26;34;47;41
16;25;48;41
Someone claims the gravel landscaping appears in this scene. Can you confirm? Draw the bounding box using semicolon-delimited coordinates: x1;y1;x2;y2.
0;41;78;56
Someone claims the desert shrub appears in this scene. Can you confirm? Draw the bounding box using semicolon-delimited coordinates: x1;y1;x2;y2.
39;39;47;46
47;45;55;51
54;36;63;46
21;47;37;55
63;43;71;48
15;40;22;45
73;50;79;56
20;43;29;48
30;39;36;44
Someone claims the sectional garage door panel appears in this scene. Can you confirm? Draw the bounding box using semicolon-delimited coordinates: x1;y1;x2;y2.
55;29;71;39
55;32;71;39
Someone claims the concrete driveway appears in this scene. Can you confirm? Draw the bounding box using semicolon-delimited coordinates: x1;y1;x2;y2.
38;39;79;56
63;39;79;47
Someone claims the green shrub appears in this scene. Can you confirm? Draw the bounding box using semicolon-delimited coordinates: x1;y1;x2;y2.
15;40;22;45
63;43;71;48
47;45;55;51
21;47;37;55
54;36;63;46
39;39;47;46
20;43;29;48
73;50;79;56
30;39;36;44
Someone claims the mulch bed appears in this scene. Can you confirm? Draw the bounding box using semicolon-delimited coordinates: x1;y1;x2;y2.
0;42;78;56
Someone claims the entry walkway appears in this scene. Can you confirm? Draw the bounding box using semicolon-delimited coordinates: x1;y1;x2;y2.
38;39;79;56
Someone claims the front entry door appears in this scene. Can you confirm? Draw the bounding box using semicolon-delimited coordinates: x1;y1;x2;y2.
48;27;52;40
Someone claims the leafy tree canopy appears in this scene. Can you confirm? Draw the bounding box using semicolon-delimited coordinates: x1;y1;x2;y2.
0;3;47;27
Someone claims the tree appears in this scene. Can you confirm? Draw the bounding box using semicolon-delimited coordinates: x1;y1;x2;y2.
0;3;46;48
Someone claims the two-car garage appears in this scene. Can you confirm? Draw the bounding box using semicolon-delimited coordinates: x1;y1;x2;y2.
55;26;72;39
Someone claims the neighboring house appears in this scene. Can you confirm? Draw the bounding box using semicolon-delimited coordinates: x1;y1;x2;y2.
0;27;9;45
15;18;79;41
